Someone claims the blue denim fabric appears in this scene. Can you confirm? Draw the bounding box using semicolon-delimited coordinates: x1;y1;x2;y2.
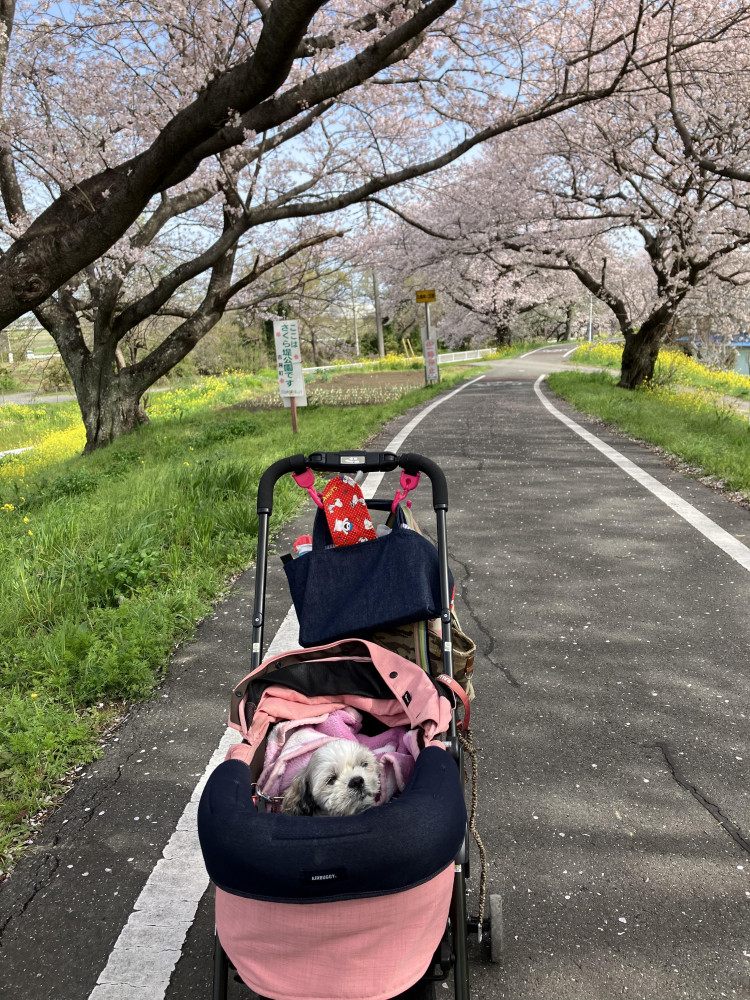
284;525;452;647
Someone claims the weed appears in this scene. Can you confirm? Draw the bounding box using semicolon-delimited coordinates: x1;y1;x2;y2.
82;541;164;607
188;416;258;448
45;470;101;499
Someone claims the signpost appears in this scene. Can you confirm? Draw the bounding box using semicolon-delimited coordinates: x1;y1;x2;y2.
415;291;439;384
273;319;306;433
424;338;439;382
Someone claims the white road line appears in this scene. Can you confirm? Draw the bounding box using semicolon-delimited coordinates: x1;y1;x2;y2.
89;372;484;999
535;375;750;573
0;445;33;459
518;345;567;359
361;375;485;499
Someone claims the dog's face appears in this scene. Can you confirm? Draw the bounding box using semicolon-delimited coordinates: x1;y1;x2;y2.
281;740;380;817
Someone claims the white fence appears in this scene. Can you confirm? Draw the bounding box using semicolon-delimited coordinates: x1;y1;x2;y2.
302;348;494;376
434;349;495;364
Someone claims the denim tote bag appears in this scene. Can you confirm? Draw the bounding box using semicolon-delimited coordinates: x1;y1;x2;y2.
284;503;452;647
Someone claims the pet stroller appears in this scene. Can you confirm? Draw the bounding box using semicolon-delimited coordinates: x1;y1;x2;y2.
198;451;502;1000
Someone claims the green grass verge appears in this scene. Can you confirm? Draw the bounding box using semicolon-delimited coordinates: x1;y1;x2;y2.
547;371;750;495
0;366;479;871
568;343;750;401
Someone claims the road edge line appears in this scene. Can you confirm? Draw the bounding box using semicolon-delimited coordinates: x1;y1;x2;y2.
534;375;750;573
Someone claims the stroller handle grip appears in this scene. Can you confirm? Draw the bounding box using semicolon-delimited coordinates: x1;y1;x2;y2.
257;454;308;512
257;452;449;513
398;453;449;510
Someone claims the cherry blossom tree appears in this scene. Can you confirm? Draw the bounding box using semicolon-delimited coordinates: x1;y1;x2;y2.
2;1;747;445
410;82;750;387
0;0;677;448
524;101;750;386
363;195;579;349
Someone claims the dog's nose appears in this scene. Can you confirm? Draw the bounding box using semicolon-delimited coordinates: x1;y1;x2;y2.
348;776;364;790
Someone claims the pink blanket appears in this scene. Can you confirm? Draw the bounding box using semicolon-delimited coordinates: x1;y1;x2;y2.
257;707;420;805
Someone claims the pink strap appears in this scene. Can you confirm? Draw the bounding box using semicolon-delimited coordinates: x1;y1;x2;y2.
392;470;420;513
225;741;255;765
292;468;324;509
435;674;470;732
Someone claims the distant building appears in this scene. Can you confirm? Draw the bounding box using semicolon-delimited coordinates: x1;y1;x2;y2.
730;334;750;376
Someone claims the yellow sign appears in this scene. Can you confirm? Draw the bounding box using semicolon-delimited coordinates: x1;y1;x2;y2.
415;289;436;303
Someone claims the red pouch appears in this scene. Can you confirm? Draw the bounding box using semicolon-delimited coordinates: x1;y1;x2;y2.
322;475;377;546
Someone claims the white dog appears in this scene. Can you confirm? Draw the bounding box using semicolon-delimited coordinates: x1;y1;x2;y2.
281;740;380;817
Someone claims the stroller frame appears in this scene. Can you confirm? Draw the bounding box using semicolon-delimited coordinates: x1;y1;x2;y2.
211;450;473;1000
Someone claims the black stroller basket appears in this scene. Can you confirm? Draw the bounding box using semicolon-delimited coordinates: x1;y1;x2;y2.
253;451;454;671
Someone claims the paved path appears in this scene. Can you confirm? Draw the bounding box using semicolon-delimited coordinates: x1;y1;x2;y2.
1;389;77;405
2;346;750;999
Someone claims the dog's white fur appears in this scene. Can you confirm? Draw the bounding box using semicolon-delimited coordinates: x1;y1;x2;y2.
281;740;380;817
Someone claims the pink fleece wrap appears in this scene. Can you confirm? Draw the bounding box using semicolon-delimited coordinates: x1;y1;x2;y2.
256;707;420;804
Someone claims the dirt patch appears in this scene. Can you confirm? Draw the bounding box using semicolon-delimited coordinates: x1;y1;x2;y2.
227;368;430;412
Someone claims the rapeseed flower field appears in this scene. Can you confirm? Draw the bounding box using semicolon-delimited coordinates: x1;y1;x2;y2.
571;342;750;399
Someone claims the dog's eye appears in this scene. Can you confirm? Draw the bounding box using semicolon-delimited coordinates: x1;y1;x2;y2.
360;761;368;768
326;775;337;785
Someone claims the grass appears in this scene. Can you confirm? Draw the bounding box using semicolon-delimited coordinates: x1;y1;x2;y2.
547;370;750;496
0;364;480;872
569;343;750;401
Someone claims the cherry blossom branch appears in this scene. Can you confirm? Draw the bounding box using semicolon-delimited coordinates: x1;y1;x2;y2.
0;0;328;322
159;0;455;189
124;229;342;391
112;174;324;339
363;196;458;241
0;0;25;225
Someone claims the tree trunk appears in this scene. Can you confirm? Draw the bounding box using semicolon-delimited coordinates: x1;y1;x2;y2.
75;358;149;453
618;330;662;389
564;302;574;341
494;323;512;347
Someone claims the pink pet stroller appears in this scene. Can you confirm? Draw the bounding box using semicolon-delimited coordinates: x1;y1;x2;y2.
199;451;498;1000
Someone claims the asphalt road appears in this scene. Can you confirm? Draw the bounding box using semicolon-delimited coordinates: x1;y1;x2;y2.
2;345;750;1000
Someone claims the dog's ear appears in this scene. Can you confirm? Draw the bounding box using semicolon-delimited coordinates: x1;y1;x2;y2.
282;772;317;816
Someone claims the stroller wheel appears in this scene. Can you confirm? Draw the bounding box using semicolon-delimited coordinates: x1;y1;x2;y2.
390;980;436;1000
488;893;504;964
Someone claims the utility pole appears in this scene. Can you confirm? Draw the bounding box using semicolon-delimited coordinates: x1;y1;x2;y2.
365;202;385;358
350;280;360;356
372;269;385;357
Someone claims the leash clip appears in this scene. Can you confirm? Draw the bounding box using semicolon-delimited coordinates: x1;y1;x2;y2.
392;470;420;513
292;468;324;509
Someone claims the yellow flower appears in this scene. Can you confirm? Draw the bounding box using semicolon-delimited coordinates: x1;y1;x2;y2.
23;516;29;523
184;461;190;466
31;692;38;699
1;503;14;511
28;529;33;536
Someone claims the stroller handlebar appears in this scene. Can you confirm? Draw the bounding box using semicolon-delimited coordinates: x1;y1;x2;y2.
257;451;448;512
